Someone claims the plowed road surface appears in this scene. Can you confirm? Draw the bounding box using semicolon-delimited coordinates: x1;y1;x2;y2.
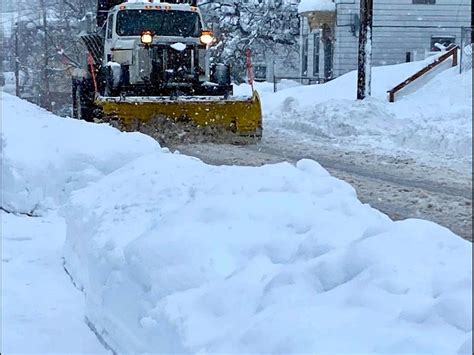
173;138;472;242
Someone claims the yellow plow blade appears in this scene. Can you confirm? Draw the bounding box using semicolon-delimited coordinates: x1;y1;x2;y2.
98;91;262;137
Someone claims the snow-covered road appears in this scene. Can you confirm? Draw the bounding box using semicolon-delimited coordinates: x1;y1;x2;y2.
170;60;472;241
1;211;108;354
174;138;472;241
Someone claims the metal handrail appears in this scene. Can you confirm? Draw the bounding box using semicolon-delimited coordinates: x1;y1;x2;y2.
387;46;458;103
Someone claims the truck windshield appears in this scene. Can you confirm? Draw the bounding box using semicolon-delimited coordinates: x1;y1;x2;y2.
116;10;201;37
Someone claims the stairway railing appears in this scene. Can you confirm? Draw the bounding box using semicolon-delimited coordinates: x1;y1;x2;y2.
387;46;458;103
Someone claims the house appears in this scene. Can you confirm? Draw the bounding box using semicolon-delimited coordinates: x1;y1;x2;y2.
298;0;471;81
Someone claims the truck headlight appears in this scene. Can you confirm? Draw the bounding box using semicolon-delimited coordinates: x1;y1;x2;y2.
141;31;153;45
199;30;215;45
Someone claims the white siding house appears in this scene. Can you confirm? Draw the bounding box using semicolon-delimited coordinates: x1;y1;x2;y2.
298;0;471;80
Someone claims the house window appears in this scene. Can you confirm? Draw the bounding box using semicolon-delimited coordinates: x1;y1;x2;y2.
301;36;308;76
412;0;435;4
313;33;320;77
430;36;455;51
254;64;267;81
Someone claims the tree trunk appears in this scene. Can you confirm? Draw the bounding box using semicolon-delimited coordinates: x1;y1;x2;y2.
39;0;52;110
14;23;20;97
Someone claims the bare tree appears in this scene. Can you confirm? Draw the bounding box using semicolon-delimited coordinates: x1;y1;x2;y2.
11;0;95;112
200;0;300;81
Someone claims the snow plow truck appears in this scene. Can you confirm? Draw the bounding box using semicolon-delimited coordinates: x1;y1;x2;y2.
72;0;262;140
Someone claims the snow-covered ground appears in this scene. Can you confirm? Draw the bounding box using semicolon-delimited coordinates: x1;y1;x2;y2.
0;72;17;96
236;55;472;174
1;211;108;354
2;87;472;354
1;93;159;353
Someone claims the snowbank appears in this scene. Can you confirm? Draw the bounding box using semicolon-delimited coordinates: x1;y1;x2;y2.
64;152;472;351
236;56;472;172
1;93;160;215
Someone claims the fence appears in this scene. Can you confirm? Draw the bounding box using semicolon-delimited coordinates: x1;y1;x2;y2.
460;27;473;73
272;75;323;93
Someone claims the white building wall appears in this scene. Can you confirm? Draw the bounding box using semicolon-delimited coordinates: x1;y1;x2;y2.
302;0;471;78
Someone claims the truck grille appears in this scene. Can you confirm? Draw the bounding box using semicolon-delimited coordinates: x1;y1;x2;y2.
151;45;197;80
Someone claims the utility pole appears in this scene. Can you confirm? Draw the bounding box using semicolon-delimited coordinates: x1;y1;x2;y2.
357;0;373;100
471;0;473;44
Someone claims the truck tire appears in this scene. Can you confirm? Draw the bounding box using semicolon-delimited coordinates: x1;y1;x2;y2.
210;64;231;85
98;65;120;97
72;79;96;122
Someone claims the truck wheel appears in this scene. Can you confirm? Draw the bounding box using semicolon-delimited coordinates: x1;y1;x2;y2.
72;80;95;122
210;64;231;85
99;66;120;97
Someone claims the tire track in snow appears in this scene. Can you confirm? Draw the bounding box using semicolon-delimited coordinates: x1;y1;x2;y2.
252;144;470;199
173;142;472;242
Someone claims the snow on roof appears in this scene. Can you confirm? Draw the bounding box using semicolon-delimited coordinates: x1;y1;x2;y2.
298;0;335;14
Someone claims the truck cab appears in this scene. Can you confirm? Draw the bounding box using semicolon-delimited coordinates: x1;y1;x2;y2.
97;0;229;97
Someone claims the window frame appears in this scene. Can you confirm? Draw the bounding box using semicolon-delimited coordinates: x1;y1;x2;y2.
115;9;201;38
430;35;456;51
106;14;114;39
412;0;435;4
301;36;309;77
312;32;320;77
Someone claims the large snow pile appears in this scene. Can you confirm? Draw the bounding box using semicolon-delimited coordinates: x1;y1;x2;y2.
1;93;160;215
64;154;472;354
236;56;472;172
298;0;335;13
2;92;472;354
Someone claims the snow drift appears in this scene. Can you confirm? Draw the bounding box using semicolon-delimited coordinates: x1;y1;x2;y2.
1;93;160;215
